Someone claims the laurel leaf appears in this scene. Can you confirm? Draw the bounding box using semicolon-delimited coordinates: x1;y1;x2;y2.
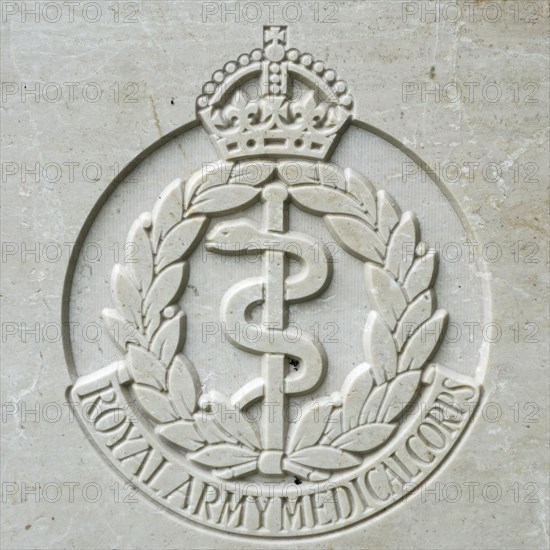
385;212;418;282
155;217;207;272
187;185;261;216
151;178;184;252
156;420;205;451
277;160;319;185
318;163;346;189
228;161;276;185
127;345;167;390
395;290;435;350
189;444;258;468
192;411;234;445
287;397;336;453
289;446;361;470
345;168;377;223
144;262;189;338
377;191;401;243
403;251;438;301
206;391;262;450
398;309;448;372
359;383;387;424
126;218;154;292
320;408;343;444
378;371;422;423
325;215;385;263
184;160;233;208
101;308;139;352
167;355;200;420
291;185;369;221
132;384;177;423
365;264;407;330
364;311;397;380
150;312;186;366
111;265;143;331
341;363;374;431
332;423;396;452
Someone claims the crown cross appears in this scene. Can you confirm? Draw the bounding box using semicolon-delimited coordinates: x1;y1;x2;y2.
264;26;286;49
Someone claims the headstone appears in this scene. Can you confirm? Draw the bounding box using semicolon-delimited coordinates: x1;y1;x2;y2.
1;3;548;548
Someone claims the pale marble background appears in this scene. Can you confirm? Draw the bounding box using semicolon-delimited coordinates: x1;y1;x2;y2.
1;1;548;548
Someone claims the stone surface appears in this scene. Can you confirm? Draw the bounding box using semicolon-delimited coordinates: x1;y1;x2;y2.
1;1;548;548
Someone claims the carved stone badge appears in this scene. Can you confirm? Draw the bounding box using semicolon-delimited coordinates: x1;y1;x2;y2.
65;27;484;537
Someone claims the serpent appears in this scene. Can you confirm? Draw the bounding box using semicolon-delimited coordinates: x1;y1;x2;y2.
205;217;331;397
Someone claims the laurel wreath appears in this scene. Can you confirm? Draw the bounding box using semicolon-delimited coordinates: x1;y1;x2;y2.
102;160;447;480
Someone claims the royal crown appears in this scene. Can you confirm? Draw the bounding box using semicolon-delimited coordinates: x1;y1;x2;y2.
196;26;354;161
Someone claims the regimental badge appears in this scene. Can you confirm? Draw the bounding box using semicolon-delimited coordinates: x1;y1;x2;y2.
65;27;484;537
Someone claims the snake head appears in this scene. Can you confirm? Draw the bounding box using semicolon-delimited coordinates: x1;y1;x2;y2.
205;218;259;253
